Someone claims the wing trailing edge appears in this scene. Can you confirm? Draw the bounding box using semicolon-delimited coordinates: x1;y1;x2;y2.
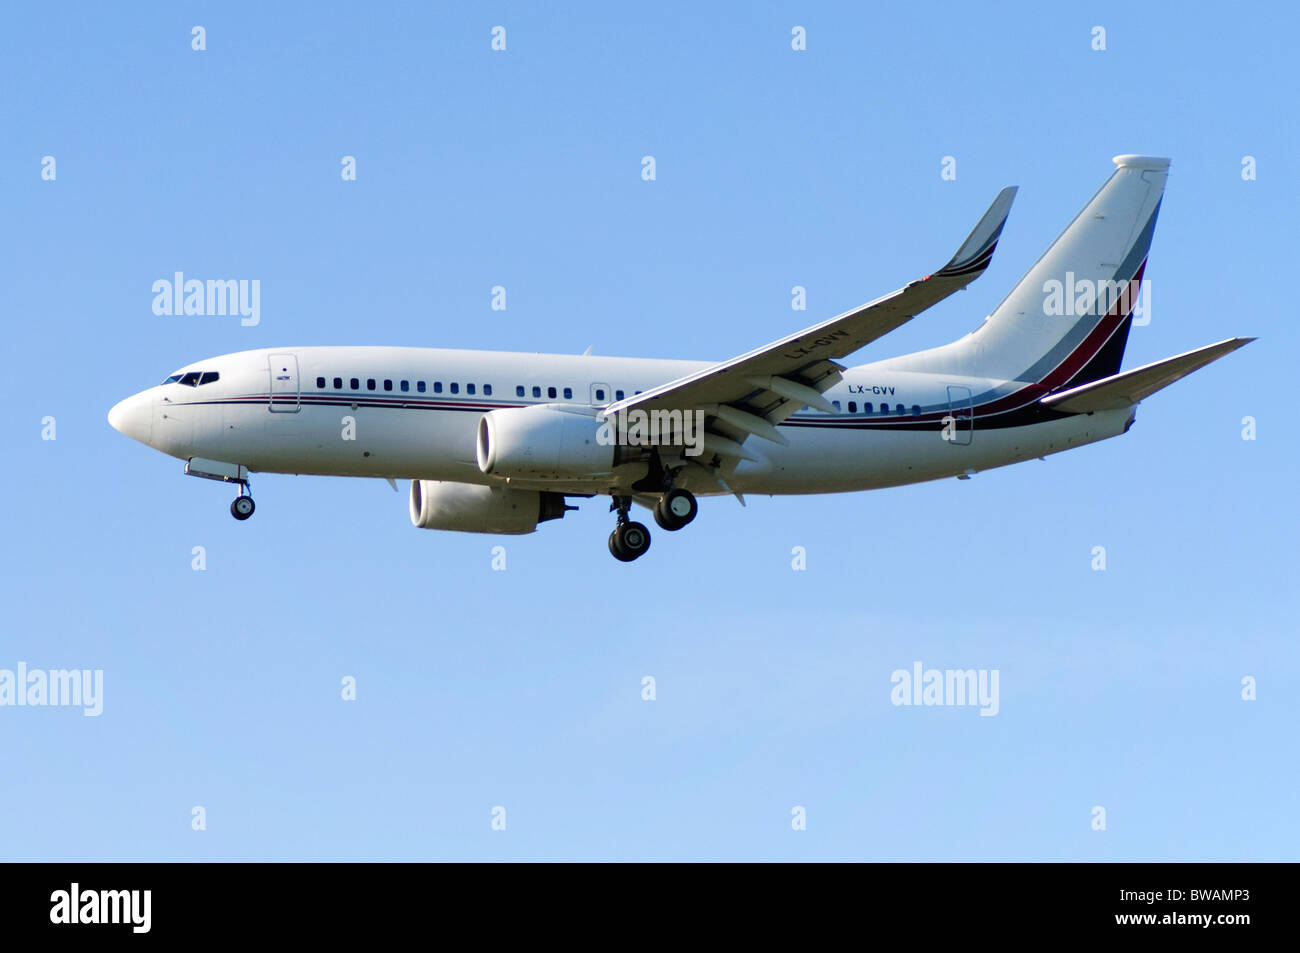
601;186;1019;425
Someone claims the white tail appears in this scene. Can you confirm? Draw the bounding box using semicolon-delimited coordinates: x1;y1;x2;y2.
886;155;1169;389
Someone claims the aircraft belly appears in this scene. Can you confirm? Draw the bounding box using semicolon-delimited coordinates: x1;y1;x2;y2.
729;411;1131;494
197;402;481;478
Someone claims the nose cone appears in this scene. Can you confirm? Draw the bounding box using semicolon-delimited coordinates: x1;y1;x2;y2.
108;392;153;445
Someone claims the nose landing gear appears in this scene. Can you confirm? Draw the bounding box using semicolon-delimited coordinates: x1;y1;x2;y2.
230;483;256;521
230;493;256;520
183;458;256;522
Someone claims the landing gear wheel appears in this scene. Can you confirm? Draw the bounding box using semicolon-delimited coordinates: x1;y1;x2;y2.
609;520;652;562
231;496;256;520
654;488;697;531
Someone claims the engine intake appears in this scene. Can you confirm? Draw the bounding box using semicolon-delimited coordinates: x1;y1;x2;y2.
477;404;615;480
409;480;568;535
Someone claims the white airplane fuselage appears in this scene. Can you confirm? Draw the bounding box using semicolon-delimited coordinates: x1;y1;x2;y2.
110;345;1133;497
109;158;1246;558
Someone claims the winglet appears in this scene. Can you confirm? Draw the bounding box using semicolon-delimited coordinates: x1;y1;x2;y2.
933;186;1018;280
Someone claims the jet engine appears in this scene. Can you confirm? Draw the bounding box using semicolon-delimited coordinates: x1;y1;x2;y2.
409;479;569;535
476;404;616;480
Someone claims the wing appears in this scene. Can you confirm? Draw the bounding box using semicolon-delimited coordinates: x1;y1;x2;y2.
601;186;1017;461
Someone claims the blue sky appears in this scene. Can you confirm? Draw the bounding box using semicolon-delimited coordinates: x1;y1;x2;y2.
2;1;1296;860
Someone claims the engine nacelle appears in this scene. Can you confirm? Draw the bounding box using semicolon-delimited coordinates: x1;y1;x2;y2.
477;404;615;479
409;480;568;535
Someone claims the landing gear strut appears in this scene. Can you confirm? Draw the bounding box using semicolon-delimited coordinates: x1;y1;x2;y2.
230;485;256;521
608;496;651;562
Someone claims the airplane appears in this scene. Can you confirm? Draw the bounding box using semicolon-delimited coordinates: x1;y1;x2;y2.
109;155;1252;562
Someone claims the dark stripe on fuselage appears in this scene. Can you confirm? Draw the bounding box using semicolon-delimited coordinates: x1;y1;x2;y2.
184;395;518;412
181;392;1073;435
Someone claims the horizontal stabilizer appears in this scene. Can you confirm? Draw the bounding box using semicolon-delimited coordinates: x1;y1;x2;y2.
1039;337;1254;413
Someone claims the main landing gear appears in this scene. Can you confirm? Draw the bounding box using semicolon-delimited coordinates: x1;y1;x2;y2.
230;484;256;521
608;496;651;562
607;487;698;562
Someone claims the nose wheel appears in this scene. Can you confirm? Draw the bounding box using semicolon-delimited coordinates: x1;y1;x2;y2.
230;492;256;521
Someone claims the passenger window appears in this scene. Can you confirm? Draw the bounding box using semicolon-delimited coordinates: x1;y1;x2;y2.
350;378;360;390
334;377;343;389
433;382;443;394
864;402;873;414
316;377;326;389
417;381;426;393
383;379;393;391
547;386;557;399
532;386;541;398
832;400;841;412
484;384;492;396
516;385;525;397
615;390;624;401
450;382;459;394
367;379;376;391
595;388;605;401
400;380;409;392
467;383;476;395
848;401;857;413
563;387;572;400
896;403;905;415
911;404;921;417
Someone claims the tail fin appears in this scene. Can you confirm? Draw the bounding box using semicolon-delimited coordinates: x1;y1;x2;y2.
888;156;1168;387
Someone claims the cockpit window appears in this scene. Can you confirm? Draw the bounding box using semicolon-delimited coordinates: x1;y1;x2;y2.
163;370;219;386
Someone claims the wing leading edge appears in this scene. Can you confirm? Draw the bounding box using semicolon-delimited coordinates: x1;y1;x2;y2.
600;186;1018;459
